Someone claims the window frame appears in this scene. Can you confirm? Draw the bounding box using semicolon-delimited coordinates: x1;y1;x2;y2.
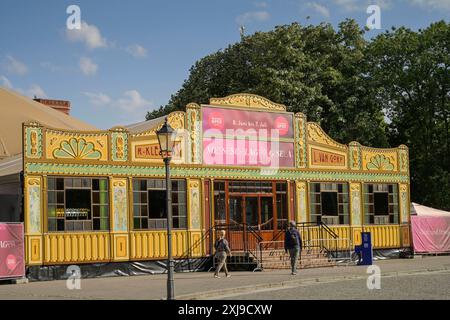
363;183;399;224
132;178;187;230
47;176;109;232
309;182;349;225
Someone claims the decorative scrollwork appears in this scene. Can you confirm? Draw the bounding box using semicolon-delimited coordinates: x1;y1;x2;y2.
209;93;286;111
307;123;347;150
366;154;395;171
53;138;102;160
116;136;124;159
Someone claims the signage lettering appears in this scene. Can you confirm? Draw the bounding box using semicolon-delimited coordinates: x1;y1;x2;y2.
135;141;181;160
311;148;345;166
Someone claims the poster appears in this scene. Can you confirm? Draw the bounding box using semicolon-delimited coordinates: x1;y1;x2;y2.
202;106;295;167
0;223;25;279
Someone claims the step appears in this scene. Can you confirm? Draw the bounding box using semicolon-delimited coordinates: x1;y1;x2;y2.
261;255;336;269
262;257;332;264
260;249;326;255
263;260;336;270
260;253;329;260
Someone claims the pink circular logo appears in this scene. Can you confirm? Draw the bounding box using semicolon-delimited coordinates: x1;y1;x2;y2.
6;254;17;271
208;111;224;130
274;116;289;136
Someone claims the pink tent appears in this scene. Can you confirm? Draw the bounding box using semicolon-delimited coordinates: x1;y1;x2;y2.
411;202;450;254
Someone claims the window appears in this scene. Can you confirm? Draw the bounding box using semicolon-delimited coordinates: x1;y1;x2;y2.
228;181;273;194
321;192;338;216
374;193;389;215
276;182;288;230
148;190;166;219
133;179;187;230
364;184;398;224
214;181;226;225
309;182;349;225
47;177;109;232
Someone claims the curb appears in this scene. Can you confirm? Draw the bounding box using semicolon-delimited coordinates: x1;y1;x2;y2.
176;266;450;300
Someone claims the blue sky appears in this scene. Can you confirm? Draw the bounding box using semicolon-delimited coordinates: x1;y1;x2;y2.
1;0;449;129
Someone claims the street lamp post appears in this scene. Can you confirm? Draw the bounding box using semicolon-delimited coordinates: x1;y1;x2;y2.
156;118;176;300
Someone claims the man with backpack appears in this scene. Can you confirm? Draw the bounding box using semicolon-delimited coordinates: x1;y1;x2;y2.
284;221;302;275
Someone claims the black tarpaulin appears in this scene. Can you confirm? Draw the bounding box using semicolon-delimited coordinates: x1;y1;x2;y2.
26;258;212;282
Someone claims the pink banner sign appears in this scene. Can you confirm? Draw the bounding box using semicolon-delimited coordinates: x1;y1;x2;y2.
203;137;295;167
411;216;450;253
0;223;25;279
202;106;294;139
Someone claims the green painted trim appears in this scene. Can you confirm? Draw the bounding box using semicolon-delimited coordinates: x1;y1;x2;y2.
111;132;128;161
25;127;43;159
26;162;410;183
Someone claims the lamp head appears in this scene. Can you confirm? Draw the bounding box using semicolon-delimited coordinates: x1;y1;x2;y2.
156;117;176;159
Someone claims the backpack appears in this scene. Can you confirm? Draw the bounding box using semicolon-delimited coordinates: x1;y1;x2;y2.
288;229;299;246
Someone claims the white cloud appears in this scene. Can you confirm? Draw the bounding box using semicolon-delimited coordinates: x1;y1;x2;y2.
332;0;362;11
84;90;152;116
332;0;392;12
79;57;98;76
236;11;270;24
1;75;12;89
254;1;268;8
83;91;111;106
27;84;47;98
307;2;331;17
66;21;107;49
40;61;63;72
409;0;450;11
116;90;152;112
1;77;47;98
126;44;148;58
3;55;28;75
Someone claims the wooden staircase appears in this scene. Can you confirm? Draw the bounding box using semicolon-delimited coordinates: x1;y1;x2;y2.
260;248;336;270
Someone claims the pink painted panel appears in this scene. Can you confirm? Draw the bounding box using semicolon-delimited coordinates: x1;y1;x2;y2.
0;223;25;279
203;138;294;167
411;216;450;253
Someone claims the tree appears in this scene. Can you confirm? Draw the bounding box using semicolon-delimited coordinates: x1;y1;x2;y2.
367;21;450;209
147;20;389;147
146;19;450;209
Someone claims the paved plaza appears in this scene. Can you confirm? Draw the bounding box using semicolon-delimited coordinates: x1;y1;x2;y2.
0;256;449;300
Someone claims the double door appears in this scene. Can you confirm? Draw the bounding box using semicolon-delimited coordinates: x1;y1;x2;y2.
228;195;276;243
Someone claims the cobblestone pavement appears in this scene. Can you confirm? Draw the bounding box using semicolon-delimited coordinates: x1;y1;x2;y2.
0;256;449;300
214;269;450;300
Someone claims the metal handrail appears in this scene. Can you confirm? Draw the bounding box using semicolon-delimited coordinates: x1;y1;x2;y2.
174;222;265;272
295;221;342;259
319;222;339;239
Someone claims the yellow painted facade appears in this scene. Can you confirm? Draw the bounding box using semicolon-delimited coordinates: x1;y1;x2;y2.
22;94;412;267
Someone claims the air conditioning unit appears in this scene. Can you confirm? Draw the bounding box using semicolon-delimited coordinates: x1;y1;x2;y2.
321;216;339;225
374;216;389;225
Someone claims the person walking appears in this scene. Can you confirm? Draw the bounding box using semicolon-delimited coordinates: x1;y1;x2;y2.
214;230;232;278
284;221;302;275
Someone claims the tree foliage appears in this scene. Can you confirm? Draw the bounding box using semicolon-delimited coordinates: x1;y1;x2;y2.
367;21;450;210
146;20;450;210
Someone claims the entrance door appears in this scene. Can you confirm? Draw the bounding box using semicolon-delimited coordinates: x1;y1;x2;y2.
243;196;275;242
260;196;275;241
213;181;288;249
229;196;243;225
228;196;244;250
245;197;258;228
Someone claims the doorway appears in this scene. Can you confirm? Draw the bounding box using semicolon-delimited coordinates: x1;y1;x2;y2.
213;181;288;244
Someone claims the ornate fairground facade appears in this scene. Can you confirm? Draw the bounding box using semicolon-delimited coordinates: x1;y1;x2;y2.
22;93;411;269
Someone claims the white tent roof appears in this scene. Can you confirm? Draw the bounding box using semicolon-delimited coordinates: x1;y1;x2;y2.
0;154;22;177
0;87;98;177
410;202;450;217
0;87;97;159
124;116;165;134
